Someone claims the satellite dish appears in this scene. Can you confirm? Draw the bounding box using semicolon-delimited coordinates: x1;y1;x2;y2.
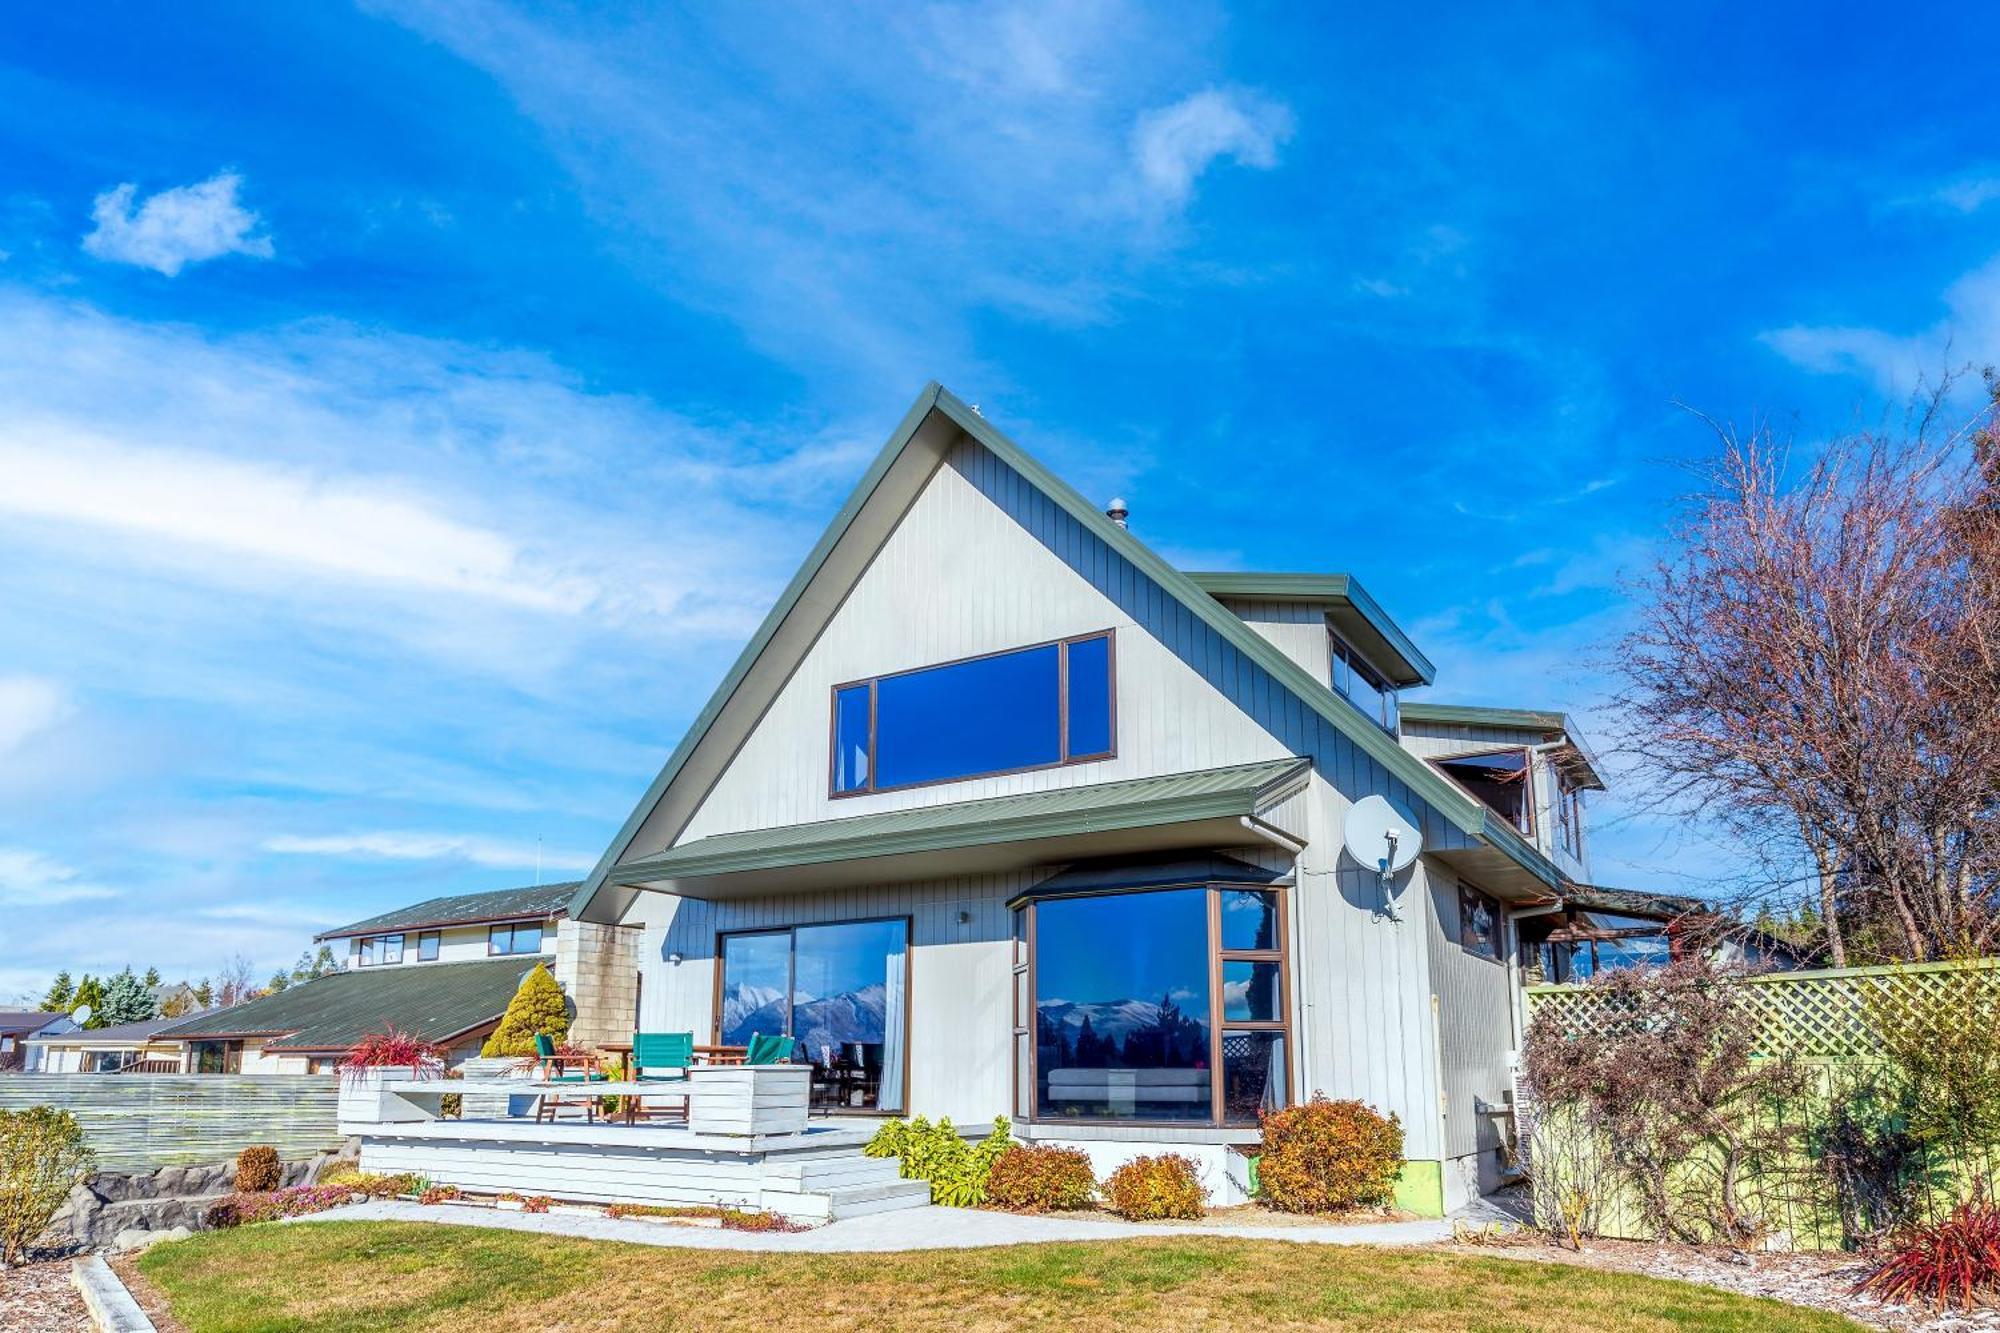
1343;794;1423;877
70;1003;93;1027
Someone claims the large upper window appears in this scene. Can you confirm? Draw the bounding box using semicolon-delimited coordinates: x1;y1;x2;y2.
832;632;1115;796
1330;633;1398;733
1022;882;1289;1126
1436;749;1533;835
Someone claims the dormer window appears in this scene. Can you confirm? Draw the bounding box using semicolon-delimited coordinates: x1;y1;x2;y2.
1329;633;1398;733
831;632;1115;796
1436;749;1533;835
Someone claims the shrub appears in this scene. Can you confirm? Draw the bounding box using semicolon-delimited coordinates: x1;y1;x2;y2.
864;1115;1012;1206
234;1145;281;1194
0;1106;95;1266
983;1145;1096;1213
205;1184;357;1229
340;1028;447;1078
480;964;569;1058
418;1184;461;1205
1257;1096;1404;1214
1857;1200;2000;1311
520;1195;551;1213
604;1202;806;1232
1103;1154;1207;1221
1866;961;2000;1166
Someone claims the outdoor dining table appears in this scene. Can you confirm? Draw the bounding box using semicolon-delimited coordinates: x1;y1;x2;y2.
593;1041;748;1080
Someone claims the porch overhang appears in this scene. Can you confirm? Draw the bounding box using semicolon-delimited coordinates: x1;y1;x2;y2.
604;758;1311;901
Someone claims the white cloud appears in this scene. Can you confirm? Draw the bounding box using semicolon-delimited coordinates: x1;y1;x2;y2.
0;676;70;756
1932;174;2000;214
0;847;118;906
264;832;596;871
82;172;274;276
1132;89;1293;207
0;427;594;613
1762;254;2000;392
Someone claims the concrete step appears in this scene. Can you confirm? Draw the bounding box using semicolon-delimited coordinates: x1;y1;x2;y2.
762;1155;904;1190
825;1179;933;1220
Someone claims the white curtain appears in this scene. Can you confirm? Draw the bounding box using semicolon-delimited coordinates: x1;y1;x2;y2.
878;940;908;1112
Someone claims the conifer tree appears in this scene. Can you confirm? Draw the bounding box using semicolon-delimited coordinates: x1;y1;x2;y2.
480;963;570;1057
70;976;106;1027
41;971;74;1013
99;967;157;1026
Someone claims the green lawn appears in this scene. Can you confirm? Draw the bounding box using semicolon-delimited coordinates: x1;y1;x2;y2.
134;1220;1861;1332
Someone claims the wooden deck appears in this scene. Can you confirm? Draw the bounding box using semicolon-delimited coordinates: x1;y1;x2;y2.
353;1116;929;1222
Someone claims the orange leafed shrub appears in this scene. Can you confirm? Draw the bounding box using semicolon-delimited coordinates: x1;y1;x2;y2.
1256;1095;1404;1213
234;1145;280;1193
1103;1153;1206;1221
984;1145;1096;1213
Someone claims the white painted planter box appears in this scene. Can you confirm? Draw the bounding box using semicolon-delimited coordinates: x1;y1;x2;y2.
685;1065;811;1137
338;1066;433;1124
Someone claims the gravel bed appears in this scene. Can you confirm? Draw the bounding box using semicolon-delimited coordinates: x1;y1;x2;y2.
0;1260;91;1333
1439;1236;2000;1332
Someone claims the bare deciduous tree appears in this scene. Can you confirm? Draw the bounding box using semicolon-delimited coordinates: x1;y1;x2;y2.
1616;385;2000;963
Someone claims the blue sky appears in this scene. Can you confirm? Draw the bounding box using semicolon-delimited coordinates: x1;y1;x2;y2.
2;2;1997;1004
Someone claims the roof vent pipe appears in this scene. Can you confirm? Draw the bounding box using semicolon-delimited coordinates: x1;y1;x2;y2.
1106;497;1129;528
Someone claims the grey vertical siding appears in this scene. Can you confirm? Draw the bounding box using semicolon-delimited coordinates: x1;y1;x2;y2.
1423;873;1516;1188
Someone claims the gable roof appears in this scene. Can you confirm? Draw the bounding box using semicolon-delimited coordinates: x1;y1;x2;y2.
315;882;579;942
159;956;539;1052
569;384;1563;923
1183;572;1436;687
0;1010;62;1037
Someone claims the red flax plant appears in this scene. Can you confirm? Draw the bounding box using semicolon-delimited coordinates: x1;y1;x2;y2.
339;1029;448;1079
1614;385;2000;964
1521;956;1811;1247
1858;1200;2000;1311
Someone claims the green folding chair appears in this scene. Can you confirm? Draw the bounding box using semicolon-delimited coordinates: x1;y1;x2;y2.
626;1031;695;1124
531;1033;606;1123
745;1032;794;1065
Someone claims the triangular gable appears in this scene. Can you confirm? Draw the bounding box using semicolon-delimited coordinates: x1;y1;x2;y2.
569;384;1558;923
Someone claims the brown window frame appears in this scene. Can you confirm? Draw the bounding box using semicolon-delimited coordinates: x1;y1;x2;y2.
416;930;441;962
487;921;546;956
711;915;914;1117
1013;878;1293;1129
828;630;1117;799
356;933;405;967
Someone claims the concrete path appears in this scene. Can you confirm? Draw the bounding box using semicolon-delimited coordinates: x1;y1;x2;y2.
291;1199;1461;1253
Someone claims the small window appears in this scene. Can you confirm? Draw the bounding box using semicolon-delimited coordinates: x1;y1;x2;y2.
1436;749;1533;835
1557;783;1585;859
417;931;440;962
1459;886;1502;960
832;632;1115;795
488;923;545;956
1330;633;1398;732
357;933;405;966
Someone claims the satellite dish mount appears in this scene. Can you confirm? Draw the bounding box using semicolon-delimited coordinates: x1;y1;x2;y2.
1342;794;1423;921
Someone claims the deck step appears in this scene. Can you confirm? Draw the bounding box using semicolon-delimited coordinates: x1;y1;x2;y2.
762;1156;904;1190
826;1180;933;1220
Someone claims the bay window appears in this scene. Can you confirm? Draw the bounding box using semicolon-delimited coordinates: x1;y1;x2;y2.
1019;878;1290;1127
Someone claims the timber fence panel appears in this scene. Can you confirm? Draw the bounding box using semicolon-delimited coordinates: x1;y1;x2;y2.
0;1075;343;1170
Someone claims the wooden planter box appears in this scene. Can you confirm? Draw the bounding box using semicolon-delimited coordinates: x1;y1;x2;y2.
337;1067;432;1125
685;1064;811;1137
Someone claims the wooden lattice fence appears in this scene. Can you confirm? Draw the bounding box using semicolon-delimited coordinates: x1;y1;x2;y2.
1522;958;2000;1249
1526;957;2000;1061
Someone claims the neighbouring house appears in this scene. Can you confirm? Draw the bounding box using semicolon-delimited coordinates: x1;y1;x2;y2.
542;383;1713;1215
0;1010;73;1071
149;882;640;1072
25;1017;186;1073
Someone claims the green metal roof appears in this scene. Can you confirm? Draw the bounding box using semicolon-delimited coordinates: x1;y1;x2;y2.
315;882;579;942
1400;702;1607;791
158;956;540;1052
570;384;1564;921
609;758;1311;888
1184;572;1437;687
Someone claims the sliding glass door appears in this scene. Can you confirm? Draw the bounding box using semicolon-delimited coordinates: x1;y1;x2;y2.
716;917;909;1113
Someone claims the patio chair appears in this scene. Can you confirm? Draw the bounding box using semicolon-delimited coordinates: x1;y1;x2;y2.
745;1032;794;1065
531;1033;607;1124
624;1031;695;1124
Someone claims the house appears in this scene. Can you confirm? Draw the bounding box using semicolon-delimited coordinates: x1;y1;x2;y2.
25;1017;185;1073
0;1010;73;1071
546;383;1684;1215
153;881;635;1073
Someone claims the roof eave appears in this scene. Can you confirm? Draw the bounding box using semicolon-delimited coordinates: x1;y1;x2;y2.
1184;571;1436;687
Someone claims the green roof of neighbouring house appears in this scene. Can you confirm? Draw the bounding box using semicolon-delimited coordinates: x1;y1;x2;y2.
157;956;542;1052
314;882;580;942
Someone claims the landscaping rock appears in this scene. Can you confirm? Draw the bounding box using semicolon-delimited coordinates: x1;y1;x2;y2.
110;1226;189;1252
